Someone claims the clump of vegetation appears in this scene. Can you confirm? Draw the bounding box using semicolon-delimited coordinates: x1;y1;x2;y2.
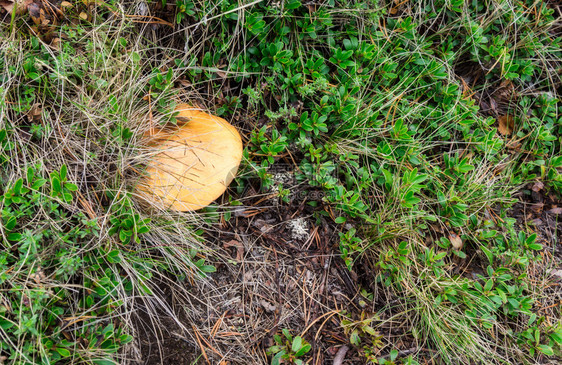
0;3;213;364
174;0;561;363
267;329;311;365
1;0;561;364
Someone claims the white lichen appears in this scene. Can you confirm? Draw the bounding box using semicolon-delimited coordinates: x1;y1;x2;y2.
287;218;309;241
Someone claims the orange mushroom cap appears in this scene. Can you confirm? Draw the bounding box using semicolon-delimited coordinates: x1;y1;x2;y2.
138;104;243;211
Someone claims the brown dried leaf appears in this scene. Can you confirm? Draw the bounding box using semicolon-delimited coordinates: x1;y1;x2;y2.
39;8;49;25
0;0;32;15
0;0;14;12
531;181;544;192
498;115;514;135
259;300;276;313
215;69;227;78
449;233;463;250
531;202;544;213
489;97;498;114
223;239;244;262
548;207;562;215
531;218;543;226
50;37;61;49
26;103;42;122
495;79;516;103
28;2;41;24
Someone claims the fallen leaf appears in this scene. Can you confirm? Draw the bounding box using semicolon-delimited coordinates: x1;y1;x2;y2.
449;233;463;250
223;239;244;262
215;69;227;78
27;2;41;24
548;207;562;215
259;300;276;313
26;103;42;122
39;7;49;25
531;181;544;192
50;37;61;49
489;97;498;115
495;79;516;103
498;115;514;135
531;202;544;213
531;218;543;226
0;0;31;15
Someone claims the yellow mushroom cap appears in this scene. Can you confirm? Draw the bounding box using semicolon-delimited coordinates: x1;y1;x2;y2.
139;104;243;211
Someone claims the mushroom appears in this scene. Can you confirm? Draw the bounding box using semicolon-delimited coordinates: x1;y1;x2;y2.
138;104;243;211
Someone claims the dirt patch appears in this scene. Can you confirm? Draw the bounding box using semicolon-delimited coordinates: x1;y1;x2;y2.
127;186;374;364
129;282;200;365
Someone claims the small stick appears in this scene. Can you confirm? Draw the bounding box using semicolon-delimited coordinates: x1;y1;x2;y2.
333;345;349;365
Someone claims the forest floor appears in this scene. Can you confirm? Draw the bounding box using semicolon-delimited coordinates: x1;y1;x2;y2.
0;1;561;364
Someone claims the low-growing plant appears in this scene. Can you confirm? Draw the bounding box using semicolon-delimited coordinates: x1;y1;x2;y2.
267;329;312;365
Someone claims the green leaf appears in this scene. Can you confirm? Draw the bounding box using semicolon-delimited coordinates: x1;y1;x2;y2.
350;329;360;345
525;233;537;245
63;192;73;203
390;349;399;361
5;216;16;231
335;216;346;224
119;229;131;243
119;334;133;344
550;156;562;168
537;344;554;356
56;348;71;357
200;265;216;273
7;233;22;241
295;343;311;357
291;336;302;353
13;178;23;195
285;0;301;9
26;167;34;184
51;176;61;195
106;250;121;264
60;164;67;181
65;183;78;192
271;350;285;365
363;325;377;336
453;250;467;259
267;345;281;355
480;245;494;265
32;178;47;190
282;329;292;342
93;359;117;365
484;279;494;292
0;319;14;330
549;330;562;345
137;226;150;234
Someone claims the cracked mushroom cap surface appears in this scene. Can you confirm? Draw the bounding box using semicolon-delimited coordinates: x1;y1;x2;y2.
139;104;243;211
